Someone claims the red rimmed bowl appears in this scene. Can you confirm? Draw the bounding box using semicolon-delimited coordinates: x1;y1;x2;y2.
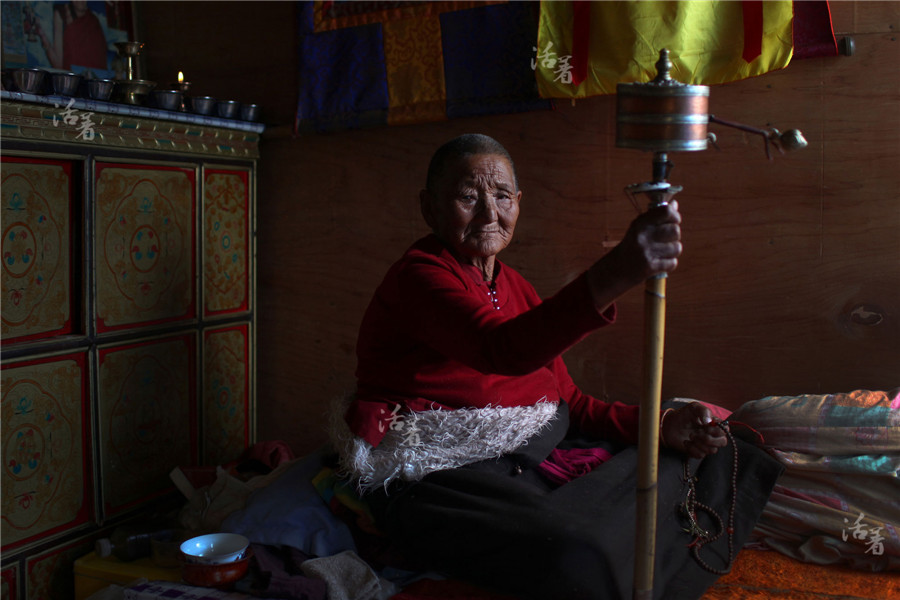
181;553;251;589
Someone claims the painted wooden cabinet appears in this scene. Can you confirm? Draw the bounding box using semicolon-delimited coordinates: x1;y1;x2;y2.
0;96;259;599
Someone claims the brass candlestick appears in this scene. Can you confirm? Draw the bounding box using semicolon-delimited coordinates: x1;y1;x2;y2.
113;42;154;105
114;41;144;81
171;75;191;112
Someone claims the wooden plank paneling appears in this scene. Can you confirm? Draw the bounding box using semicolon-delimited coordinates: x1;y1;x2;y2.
829;1;900;34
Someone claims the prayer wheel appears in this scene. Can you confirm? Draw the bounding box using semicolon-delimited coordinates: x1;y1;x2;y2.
616;49;710;153
615;48;701;600
614;49;805;600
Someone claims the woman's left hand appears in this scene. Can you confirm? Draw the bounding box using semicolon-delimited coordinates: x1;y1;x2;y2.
661;402;727;458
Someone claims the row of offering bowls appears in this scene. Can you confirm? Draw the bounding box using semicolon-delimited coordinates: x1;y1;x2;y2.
1;68;259;122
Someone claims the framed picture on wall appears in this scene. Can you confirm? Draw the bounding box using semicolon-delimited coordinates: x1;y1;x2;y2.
1;1;136;79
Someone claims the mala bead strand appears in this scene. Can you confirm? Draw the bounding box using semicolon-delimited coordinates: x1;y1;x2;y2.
679;420;739;575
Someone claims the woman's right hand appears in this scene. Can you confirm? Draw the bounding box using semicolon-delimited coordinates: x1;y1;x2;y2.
586;201;683;310
615;200;683;282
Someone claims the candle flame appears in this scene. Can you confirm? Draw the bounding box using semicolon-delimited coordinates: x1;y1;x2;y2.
178;71;184;83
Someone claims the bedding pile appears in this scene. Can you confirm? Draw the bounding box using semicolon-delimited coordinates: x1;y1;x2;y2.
733;388;900;571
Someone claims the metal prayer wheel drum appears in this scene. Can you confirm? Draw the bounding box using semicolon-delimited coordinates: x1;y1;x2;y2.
616;49;710;152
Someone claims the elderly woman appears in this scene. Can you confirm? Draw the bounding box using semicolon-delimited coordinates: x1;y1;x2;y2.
333;134;782;599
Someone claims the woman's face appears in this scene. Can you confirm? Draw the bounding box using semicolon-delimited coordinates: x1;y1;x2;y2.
421;154;521;266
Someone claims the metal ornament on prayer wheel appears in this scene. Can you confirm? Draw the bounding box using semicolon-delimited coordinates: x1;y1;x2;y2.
615;49;806;600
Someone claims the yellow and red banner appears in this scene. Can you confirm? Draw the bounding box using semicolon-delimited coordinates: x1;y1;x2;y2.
535;0;795;98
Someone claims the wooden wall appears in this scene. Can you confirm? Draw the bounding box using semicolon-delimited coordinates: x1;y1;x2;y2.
142;2;900;457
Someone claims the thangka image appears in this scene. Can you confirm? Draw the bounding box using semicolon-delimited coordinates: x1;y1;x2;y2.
1;1;135;79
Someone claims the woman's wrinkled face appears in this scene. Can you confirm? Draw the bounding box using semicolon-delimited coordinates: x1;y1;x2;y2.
421;154;521;266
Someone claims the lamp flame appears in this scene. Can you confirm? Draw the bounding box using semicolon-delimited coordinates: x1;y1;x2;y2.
178;71;184;83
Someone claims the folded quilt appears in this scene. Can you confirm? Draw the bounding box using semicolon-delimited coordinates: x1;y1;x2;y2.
733;388;900;571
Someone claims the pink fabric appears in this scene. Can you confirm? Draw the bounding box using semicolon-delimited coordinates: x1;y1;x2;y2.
536;446;614;485
693;399;733;421
240;440;295;470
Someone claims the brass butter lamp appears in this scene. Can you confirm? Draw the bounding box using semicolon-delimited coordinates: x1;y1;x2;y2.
114;41;155;105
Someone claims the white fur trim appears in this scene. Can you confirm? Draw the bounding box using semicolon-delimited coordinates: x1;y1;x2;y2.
329;396;558;493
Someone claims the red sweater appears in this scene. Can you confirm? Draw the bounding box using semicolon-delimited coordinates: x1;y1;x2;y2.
346;235;640;447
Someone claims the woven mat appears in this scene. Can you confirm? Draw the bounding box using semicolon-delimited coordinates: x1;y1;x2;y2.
699;549;900;600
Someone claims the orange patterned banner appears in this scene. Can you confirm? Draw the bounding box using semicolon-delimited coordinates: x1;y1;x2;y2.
383;14;446;125
297;1;547;131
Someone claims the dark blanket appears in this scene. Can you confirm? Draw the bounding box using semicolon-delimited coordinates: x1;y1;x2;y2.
365;402;784;600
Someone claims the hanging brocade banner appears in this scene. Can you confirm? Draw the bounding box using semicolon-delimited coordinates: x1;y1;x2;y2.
535;0;795;98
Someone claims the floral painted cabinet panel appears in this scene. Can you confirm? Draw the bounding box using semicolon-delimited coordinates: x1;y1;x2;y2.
0;352;91;550
203;169;250;316
203;324;250;466
97;335;196;516
0;157;73;343
95;163;196;332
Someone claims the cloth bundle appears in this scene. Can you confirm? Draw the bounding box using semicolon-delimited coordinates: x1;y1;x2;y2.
733;388;900;571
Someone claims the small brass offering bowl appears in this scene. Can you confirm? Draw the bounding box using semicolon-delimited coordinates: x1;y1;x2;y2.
87;78;115;101
216;100;240;119
240;103;260;122
191;96;217;115
50;72;82;96
116;79;155;105
12;68;47;94
152;89;182;111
